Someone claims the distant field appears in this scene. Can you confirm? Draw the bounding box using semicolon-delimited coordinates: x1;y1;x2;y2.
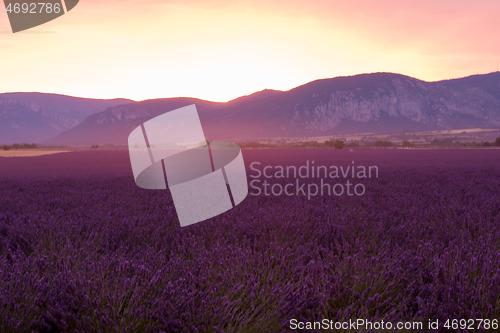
0;149;73;157
261;127;500;145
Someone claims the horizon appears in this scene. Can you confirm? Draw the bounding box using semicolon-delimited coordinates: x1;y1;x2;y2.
1;70;499;102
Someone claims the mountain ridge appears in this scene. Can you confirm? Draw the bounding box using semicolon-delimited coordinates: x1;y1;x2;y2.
11;71;500;145
0;93;133;144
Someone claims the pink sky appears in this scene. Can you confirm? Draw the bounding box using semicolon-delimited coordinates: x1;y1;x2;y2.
0;0;499;101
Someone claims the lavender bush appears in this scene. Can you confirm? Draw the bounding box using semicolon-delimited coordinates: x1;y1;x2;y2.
0;149;500;332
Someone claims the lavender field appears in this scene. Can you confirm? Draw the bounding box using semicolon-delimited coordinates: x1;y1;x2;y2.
1;148;500;332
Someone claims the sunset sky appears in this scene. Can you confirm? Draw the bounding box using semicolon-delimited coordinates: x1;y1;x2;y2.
1;0;499;102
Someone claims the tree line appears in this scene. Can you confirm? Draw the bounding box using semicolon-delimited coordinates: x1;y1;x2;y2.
2;143;38;151
239;137;500;149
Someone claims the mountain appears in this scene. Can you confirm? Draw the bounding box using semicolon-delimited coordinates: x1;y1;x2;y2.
44;98;223;147
0;93;133;144
44;72;500;145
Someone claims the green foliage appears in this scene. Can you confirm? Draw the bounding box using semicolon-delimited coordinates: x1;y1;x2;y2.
2;143;37;150
495;137;500;147
323;140;335;148
401;139;414;147
373;140;393;147
430;138;455;146
324;139;345;149
239;142;270;148
291;141;322;148
333;139;345;149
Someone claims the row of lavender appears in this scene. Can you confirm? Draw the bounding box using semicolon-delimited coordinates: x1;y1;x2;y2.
1;149;500;332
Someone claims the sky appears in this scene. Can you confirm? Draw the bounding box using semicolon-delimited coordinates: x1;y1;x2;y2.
0;0;499;102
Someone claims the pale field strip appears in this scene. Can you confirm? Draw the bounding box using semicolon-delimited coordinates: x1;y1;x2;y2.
0;150;73;158
260;128;500;144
